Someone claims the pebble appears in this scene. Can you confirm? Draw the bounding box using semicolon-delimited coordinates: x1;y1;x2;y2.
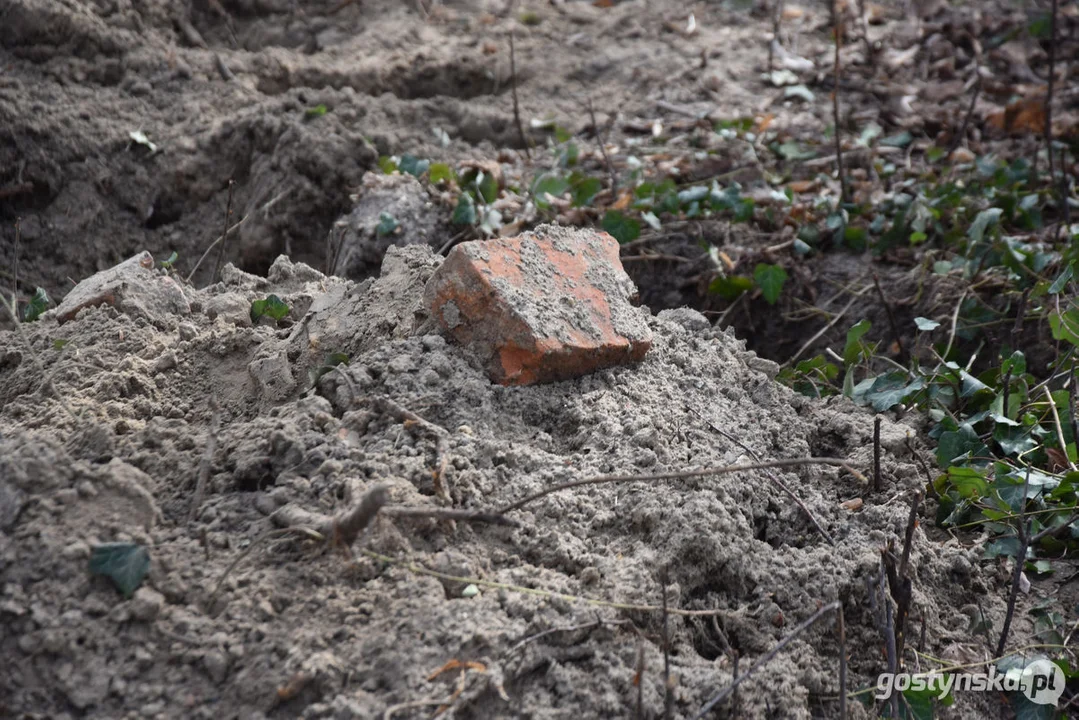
203;650;230;683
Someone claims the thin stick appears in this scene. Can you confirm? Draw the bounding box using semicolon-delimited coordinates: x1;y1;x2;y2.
588;98;617;194
186;214;249;284
873;417;882;493
1042;385;1078;471
11;217;19;316
188;396;221;522
635;641;646;720
838;605;848;719
898;491;921;581
692;410;835;545
941;290;967;361
947;75;982;155
504;617;628;658
768;0;784;73
496;458;865;515
1044;0;1058;185
692;601;842;719
509;31;530;159
381;506;517;526
212;180;236;284
661;568;674;720
996;468;1031;656
333;484;390;547
830;0;848;204
872;273;905;359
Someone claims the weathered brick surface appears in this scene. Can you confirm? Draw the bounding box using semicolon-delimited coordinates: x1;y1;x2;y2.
423;226;651;385
54;251;190;325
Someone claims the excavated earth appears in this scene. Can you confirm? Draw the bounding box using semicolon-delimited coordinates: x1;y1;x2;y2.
0;0;1067;719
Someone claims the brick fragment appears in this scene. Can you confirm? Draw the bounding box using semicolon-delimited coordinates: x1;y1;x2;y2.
423;226;651;385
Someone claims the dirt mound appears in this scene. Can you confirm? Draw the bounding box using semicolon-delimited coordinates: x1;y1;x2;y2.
1;245;1005;719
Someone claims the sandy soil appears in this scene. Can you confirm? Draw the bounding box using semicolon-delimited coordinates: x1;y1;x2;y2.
0;1;1072;718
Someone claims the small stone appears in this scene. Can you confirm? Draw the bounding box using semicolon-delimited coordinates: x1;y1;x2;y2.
130;587;165;622
152;351;177;373
178;323;198;341
203;650;230;684
61;541;90;560
54;252;190;325
204;292;253;328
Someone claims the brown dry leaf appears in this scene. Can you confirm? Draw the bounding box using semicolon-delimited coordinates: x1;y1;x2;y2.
1045;447;1069;474
782;5;806;20
481;42;498;55
611;190;634;211
787;179;818;193
755;113;776;134
427;659;487;681
840;498;864;512
592;0;615;7
986;95;1047;135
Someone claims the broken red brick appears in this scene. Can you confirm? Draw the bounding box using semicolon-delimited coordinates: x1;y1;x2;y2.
423;226;651;385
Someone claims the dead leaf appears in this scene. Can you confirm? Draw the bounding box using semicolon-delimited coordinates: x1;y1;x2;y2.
276;672;311;701
427;659;487;681
986;95;1047;135
840;498;864;512
787;179;818;193
1045;447;1069;473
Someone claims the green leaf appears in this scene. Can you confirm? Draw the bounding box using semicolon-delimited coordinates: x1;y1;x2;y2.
250;294;291;323
531;173;570;208
89;543;150;598
52;339;70;350
880;131;913;148
899;685;936;720
914;317;940;331
570;174;602;207
376;212;399;236
304;103;328;118
377;156;397;174
22;287;50;322
377;156;399;174
159;251;178;269
451;193;477;226
709;275;754;300
1049;308;1079;349
968;207;1003;244
1049;263;1073;294
601;210;641;244
942;465;990;499
843;319;872;365
936;425;990;468
753;264;788;305
428;163;454;184
398;154;430;177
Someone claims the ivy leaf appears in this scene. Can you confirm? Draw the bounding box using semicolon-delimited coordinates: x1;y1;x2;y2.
377;156;398;174
843;319;872;365
601;211;641;244
1049;263;1073;294
968;207;1003;244
1049;309;1079;349
753;263;788;305
376;212;399;236
570;175;602;207
250;294;290;323
451;193;476;226
22;287;50;323
398;154;430;177
428;163;455;185
304;104;328;119
936;424;989;468
159;251;178;270
531;174;570;209
709;275;754;300
89;543;150;598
